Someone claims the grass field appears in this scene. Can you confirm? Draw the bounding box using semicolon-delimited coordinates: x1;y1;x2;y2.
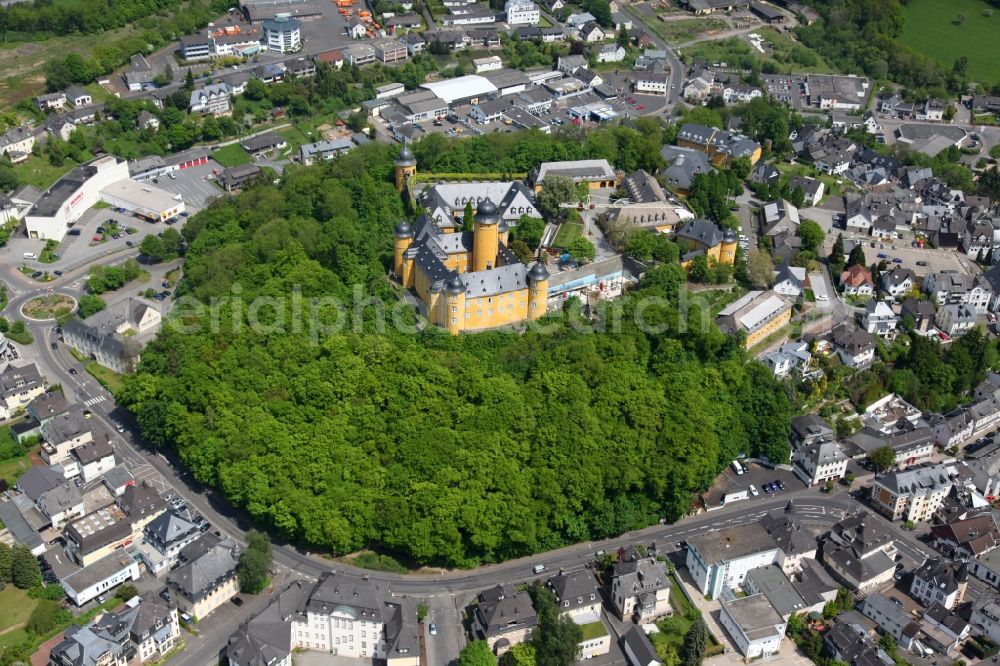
552;222;584;248
13;155;79;190
87;362;125;394
212;144;252;168
900;0;1000;84
650;17;727;44
0;585;39;632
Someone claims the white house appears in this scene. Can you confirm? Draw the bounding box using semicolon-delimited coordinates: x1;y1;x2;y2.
61;549;141;606
860;300;898;338
772;265;806;297
686;522;780;599
793;440;849;486
719;595;786;659
189;83;232;116
594;44;625;64
910;558;968;610
505;0;540;25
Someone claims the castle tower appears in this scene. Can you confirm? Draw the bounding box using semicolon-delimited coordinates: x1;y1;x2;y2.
393;221;414;285
472;198;501;272
498;219;509;247
527;262;549;321
445;274;466;335
394;144;417;193
720;228;738;265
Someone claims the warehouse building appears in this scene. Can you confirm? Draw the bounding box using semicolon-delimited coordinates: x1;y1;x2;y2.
26;156;130;241
99;180;185;223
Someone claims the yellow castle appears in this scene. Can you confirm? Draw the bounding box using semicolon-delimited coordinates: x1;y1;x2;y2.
394;197;550;334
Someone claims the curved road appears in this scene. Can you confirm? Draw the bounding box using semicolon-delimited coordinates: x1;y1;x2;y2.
2;261;934;665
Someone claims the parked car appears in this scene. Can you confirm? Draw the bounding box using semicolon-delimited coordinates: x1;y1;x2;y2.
68;368;77;375
916;260;928;266
749;484;759;497
231;597;244;607
877;252;888;259
54;270;63;276
892;258;903;264
126;241;134;248
429;624;437;636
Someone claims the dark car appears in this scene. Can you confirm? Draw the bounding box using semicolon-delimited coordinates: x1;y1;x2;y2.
231;597;244;607
916;260;928;266
68;228;81;236
160;290;172;298
96;227;105;235
51;342;58;350
126;241;134;248
892;258;903;264
68;368;77;375
54;270;63;276
31;271;43;278
162;281;170;288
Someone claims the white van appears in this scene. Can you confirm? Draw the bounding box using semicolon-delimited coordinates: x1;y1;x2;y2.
23;252;37;260
532;564;547;574
731;460;745;475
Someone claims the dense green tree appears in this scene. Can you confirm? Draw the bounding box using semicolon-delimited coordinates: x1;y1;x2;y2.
686;255;712;283
459;640;496;666
78;295;107;318
238;529;272;594
530;584;582;666
463;202;475;232
0;542;11;583
11;544;41;589
747;249;774;288
869;446;895;473
510;216;545;249
682;618;707;666
846;244;867;268
568;237;596;263
829;233;845;267
537;175;577;219
797;220;824;253
26;600;69;635
502;643;536;665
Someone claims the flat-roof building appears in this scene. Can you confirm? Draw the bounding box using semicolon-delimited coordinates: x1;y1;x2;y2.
719;594;786;658
716;290;793;349
98;180;185;223
26;156;129;241
61;549;140;606
420;75;498;105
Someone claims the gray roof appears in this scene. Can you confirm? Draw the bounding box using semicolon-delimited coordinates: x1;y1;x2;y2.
912;557;964;596
102;465;134;491
71;438;113;465
825;510;894;558
0;501;44;551
622;626;659;665
62;549;136;594
41;406;90;444
117;483;168;521
825;547;895;586
167;537;240;600
676;218;724;248
304;571;382;619
545;570;598;612
17;464;66;501
877;462;961;495
721;594;785;639
687;521;778;564
791;414;833;442
473;584;537;639
144;510;199;550
760;502;818;557
50;625;126;666
227;579;313;666
746;565;808;616
38;483;83;518
241;132;285;152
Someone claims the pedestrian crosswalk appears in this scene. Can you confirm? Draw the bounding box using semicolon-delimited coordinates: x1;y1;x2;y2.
84;395;107;406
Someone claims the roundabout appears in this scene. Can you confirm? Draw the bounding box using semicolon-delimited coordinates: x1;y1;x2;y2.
20;293;77;321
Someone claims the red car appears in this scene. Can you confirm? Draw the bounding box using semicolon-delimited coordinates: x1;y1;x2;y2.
637;104;645;110
92;235;102;242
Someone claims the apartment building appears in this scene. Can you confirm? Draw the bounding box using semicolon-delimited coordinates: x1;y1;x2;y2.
686;522;780;599
871;462;967;522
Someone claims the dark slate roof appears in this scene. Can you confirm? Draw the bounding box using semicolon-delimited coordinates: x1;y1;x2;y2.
17;465;65;501
622;626;660;665
676;218;724;248
167;537;240;600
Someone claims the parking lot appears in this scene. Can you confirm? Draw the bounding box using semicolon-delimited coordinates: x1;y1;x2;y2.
151;160;224;210
822;233;977;279
702;461;807;508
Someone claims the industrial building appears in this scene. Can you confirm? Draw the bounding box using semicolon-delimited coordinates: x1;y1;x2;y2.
25;156;130;241
99;180;185;223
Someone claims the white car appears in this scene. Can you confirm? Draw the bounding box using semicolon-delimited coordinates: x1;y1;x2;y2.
749;484;759;497
817;294;828;301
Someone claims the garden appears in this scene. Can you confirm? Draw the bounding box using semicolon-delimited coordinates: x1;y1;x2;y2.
21;294;76;321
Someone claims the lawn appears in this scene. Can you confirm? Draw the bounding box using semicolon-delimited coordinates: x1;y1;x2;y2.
86;362;125;394
0;585;39;633
775;161;852;199
900;0;1000;84
579;621;608;641
212;143;252;168
651;17;727;44
552;222;583;249
13;155;78;190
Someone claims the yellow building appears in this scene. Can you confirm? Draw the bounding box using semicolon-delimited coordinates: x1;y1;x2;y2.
394;144;417;193
716;290;793;348
530;159;620;193
394;198;549;333
676;123;762;167
675;219;738;269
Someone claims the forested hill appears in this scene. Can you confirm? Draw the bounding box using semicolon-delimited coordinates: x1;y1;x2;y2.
118;135;794;568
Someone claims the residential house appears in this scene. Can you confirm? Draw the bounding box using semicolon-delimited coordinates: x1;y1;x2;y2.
820;511;897;593
593;43;625;63
659;145;711;194
505;0;540;24
609;552;672;623
788;176;824;206
936;303;977;338
65;503;134;567
793;440;849;486
772;265;806;298
761;340;812;378
0;362;46;420
63;297;161;374
40;406;93;466
791;414;834;449
136;110;160;132
859;593;920;651
829;322;876;368
117;483;169;533
930;512;1000;559
840;264;875;297
749;161;780;187
860;300;898;338
189;83;232;116
910;559;969;610
924;270;993;314
871;462;967;523
686;522;780;599
760;503;819;575
37;92;68;111
166;535;241;620
0;125;36;163
963;218;994;259
65;86;92;107
880;268;915;299
920;603;970;655
971;592;1000;644
579;21;605;42
139;510;203;575
45;115;76;141
676;123;762;166
719;594;786;658
823;620;892;665
759;199;800;238
220;164;262;192
900;297;936;333
69;439;116;482
470;584;536;655
545;571;609;658
240;132;287;157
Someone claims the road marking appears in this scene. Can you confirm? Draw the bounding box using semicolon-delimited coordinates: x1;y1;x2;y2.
84;395;107;406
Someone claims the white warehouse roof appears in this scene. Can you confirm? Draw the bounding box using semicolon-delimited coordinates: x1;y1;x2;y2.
420;75;498;104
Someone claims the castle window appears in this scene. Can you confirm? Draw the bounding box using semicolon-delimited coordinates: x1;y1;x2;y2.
451;318;457;324
451;306;457;313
